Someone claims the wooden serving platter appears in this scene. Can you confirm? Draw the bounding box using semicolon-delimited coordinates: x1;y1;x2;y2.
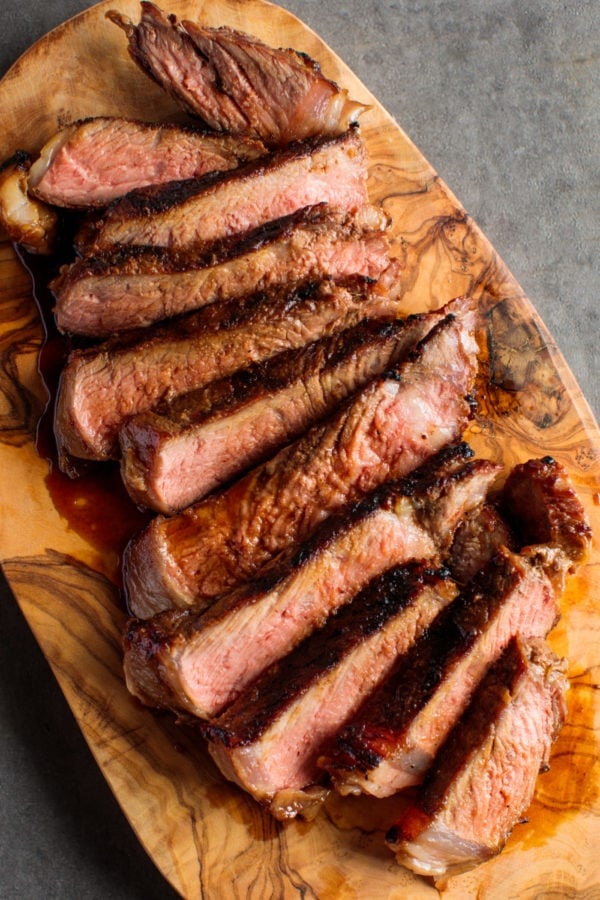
0;1;599;896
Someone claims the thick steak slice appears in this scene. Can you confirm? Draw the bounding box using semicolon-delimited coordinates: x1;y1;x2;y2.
75;127;368;253
52;204;390;337
319;545;560;798
203;565;458;820
123;445;501;715
123;308;479;614
119;306;449;514
386;636;567;878
54;276;395;467
28;117;265;208
108;3;365;145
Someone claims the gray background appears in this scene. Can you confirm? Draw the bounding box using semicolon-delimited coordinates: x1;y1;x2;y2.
0;1;597;896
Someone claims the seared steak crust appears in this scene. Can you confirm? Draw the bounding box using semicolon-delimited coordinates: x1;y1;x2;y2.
123;308;478;614
122;444;501;715
203;565;458;819
386;636;567;878
52;204;390;336
320;545;560;797
75;127;368;253
108;2;365;145
55;276;395;466
119;307;446;513
28;116;265;208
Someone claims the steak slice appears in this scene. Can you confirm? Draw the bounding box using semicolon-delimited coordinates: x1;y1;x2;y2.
52;204;390;337
27;117;265;208
54;276;396;467
202;565;458;820
108;3;365;145
119;306;448;514
386;636;567;878
75;127;368;253
123;308;479;614
319;545;560;798
123;444;501;715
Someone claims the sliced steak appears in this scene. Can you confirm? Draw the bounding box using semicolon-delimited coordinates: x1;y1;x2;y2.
123;444;501;715
75;127;369;253
108;3;365;145
52;204;390;337
203;565;458;820
27;117;265;208
319;545;560;798
123;308;479;614
119;306;448;514
54;276;396;467
386;636;567;878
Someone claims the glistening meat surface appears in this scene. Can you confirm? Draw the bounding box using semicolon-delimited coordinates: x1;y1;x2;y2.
319;544;560;797
75;127;369;253
123;308;479;615
52;203;390;337
54;276;396;466
119;305;449;514
202;565;458;820
122;444;500;715
386;637;567;878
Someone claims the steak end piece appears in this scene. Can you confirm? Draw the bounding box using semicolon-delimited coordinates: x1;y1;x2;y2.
108;2;367;145
386;636;568;879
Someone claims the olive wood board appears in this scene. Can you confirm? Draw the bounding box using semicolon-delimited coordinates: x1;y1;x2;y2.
0;1;599;897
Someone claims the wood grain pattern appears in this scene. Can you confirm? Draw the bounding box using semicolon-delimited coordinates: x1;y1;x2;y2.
0;1;599;897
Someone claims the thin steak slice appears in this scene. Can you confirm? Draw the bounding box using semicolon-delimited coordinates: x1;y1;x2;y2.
52;203;390;337
318;545;560;798
75;127;368;253
27;117;265;208
123;308;479;614
386;636;567;879
54;276;396;467
108;2;365;145
123;444;500;714
202;565;458;820
119;304;450;514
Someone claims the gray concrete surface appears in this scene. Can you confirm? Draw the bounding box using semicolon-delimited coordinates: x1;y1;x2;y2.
0;1;597;897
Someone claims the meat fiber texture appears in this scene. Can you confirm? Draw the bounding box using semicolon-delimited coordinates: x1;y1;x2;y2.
122;307;479;617
74;127;369;254
203;565;458;821
386;636;568;879
27;116;266;208
122;444;500;720
52;203;390;337
108;2;366;145
54;275;398;467
118;303;450;514
319;545;561;798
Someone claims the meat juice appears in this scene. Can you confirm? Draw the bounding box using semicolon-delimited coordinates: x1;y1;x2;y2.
16;241;150;581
